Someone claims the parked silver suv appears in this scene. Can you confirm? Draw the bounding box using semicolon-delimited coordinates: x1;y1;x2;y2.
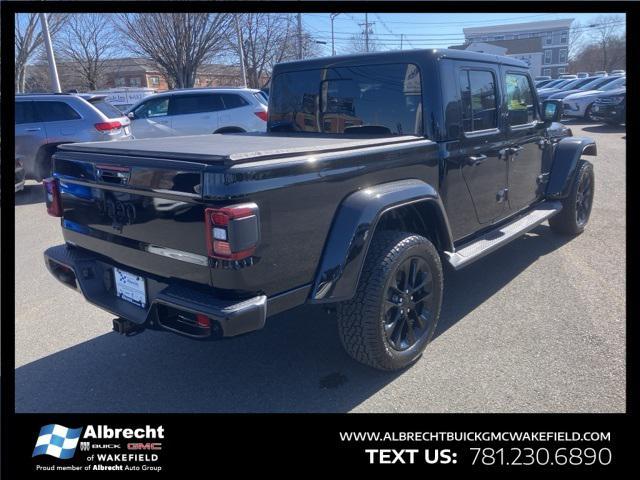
15;93;132;181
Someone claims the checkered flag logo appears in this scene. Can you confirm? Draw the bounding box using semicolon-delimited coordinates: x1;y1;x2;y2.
32;424;83;459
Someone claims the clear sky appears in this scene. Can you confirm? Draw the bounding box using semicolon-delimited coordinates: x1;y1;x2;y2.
301;12;626;55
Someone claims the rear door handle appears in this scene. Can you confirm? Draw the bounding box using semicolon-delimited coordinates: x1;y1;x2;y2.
467;154;487;166
25;128;41;132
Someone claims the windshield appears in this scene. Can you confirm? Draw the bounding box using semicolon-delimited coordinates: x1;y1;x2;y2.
602;77;625;90
543;79;570;89
269;63;423;136
581;76;617;90
561;77;595;90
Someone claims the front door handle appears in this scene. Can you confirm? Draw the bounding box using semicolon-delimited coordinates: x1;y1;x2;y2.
510;146;524;154
467;154;487;166
25;128;41;132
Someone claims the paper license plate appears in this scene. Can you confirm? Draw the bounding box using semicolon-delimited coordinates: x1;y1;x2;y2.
114;268;146;308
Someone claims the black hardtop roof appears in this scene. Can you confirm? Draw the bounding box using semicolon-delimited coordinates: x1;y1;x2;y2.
276;48;528;71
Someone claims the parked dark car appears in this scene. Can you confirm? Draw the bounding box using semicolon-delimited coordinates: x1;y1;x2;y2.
590;88;626;125
43;49;594;371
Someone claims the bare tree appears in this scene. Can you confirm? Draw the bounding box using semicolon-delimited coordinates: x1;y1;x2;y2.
568;21;584;60
118;13;233;89
54;14;119;90
229;13;321;88
15;13;68;93
230;13;293;88
588;15;625;71
348;30;378;54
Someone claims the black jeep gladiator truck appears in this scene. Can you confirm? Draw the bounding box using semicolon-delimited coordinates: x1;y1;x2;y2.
44;49;595;371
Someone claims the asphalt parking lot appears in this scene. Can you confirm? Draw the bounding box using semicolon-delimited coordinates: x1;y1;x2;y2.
14;121;625;413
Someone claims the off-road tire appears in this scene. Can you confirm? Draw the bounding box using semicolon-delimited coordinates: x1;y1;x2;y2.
336;231;443;371
549;159;594;235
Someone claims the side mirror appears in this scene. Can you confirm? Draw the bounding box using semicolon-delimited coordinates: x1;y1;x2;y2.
127;111;135;120
541;100;562;124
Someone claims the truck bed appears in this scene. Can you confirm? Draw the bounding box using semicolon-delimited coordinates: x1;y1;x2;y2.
58;132;420;165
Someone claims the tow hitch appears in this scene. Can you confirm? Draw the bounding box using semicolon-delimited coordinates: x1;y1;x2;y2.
112;317;145;336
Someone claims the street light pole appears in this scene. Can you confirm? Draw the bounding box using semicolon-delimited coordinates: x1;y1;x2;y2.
39;13;61;93
234;14;247;88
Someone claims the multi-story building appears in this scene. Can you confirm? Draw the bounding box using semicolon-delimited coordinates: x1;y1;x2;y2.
461;19;574;78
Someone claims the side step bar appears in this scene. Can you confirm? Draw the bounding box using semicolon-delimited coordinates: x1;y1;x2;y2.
445;201;562;270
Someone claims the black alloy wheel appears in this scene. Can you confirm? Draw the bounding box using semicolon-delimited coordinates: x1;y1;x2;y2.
336;231;443;371
575;169;593;228
384;256;435;351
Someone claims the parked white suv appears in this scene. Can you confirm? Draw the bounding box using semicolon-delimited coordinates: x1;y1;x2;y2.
125;88;268;139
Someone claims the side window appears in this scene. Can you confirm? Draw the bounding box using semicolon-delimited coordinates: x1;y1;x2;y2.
171;95;203;116
459;69;498;132
170;94;224;115
220;94;249;110
15;101;38;124
505;73;537;126
134;97;169;119
34;101;81;122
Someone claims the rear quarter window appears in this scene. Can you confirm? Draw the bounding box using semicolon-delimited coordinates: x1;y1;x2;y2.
220;94;249;110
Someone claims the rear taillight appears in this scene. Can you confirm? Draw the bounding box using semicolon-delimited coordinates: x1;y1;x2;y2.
254;111;268;122
43;177;63;217
205;203;259;260
95;121;122;132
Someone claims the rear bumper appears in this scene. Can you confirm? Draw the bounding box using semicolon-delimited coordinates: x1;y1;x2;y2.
44;244;267;337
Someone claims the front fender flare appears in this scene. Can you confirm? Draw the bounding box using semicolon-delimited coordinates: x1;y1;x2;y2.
310;179;453;303
546;136;596;199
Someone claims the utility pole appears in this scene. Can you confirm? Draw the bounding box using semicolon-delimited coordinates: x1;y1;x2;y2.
365;13;369;52
297;13;303;59
330;13;341;56
234;14;247;88
359;14;375;52
39;13;61;93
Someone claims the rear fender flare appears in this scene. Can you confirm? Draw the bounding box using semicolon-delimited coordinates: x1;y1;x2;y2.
310;179;453;303
546;137;596;199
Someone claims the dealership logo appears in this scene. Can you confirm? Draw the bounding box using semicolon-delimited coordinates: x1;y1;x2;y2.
32;424;83;460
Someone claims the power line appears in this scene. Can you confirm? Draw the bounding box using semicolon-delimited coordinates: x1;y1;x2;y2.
312;21;625;38
303;12;576;26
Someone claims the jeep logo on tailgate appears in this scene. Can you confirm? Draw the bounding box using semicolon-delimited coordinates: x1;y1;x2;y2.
98;198;137;230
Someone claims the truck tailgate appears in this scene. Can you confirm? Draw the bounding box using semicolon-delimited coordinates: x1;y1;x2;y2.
54;150;213;288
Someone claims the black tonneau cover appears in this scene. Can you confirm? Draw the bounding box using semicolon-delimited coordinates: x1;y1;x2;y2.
58;132;421;166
